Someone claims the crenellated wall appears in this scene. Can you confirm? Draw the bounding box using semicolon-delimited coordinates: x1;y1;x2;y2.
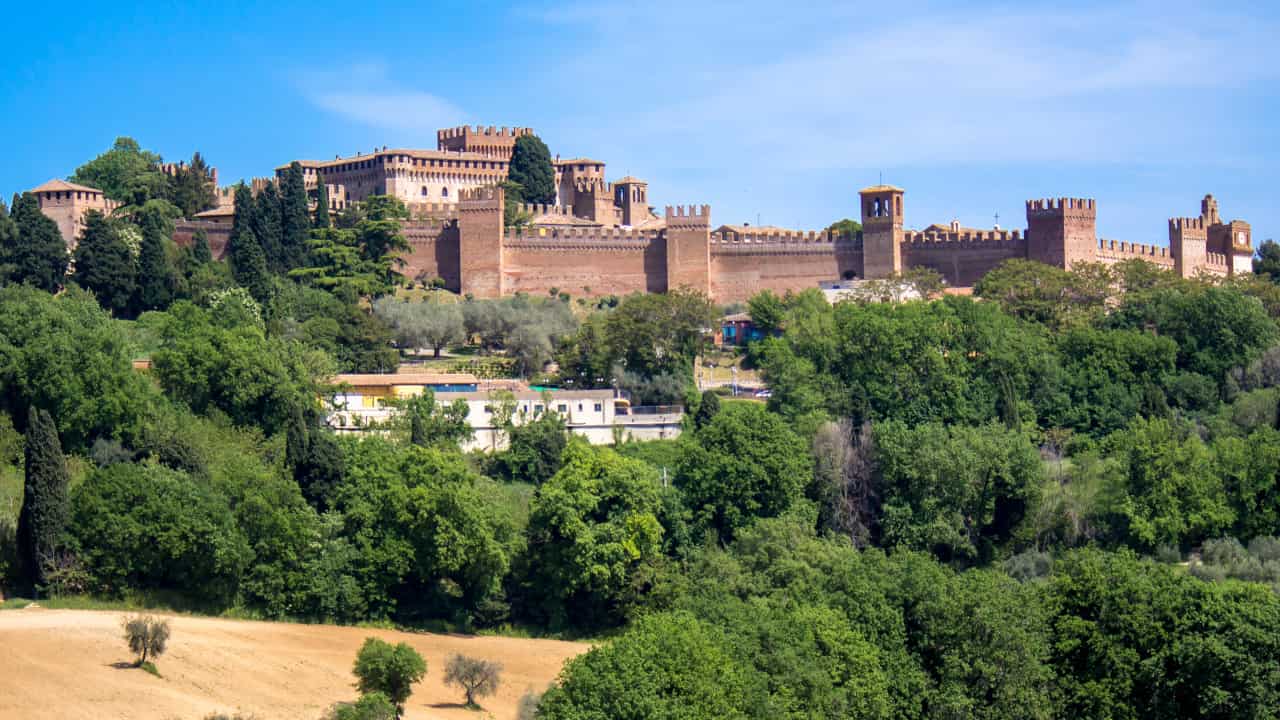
901;230;1027;286
501;228;667;296
1093;238;1176;268
173;219;232;260
709;230;861;303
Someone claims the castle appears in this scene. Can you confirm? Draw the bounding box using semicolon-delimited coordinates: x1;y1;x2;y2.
31;125;1254;302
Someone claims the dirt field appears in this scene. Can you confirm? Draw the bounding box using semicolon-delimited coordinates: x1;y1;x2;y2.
0;607;589;720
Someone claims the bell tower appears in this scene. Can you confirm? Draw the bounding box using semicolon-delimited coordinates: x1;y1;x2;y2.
859;185;904;278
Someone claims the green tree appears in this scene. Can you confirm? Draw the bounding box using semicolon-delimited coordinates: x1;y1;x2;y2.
325;693;396;720
67;462;252;605
498;409;567;485
72;210;138;316
229;228;272;304
134;204;178;312
165;151;218;218
121;615;171;667
1100;417;1234;550
524;441;665;629
0;197;17;281
372;297;465;358
70;137;166;205
443;654;502;708
508;135;555;204
16;406;70;589
191;228;213;264
4;193;68;291
676;402;812;539
395;390;472;449
292;227;389;300
0;285;158;449
253;182;284;272
537;612;757;720
280;161;312;271
352;637;427;717
1253;239;1280;282
231;183;256;242
874;420;1043;562
693;389;721;430
314;174;331;229
826;218;863;235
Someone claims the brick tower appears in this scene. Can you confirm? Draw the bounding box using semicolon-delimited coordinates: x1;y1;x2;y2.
1025;197;1097;269
859;185;904;278
614;177;649;226
457;186;505;298
664;204;712;296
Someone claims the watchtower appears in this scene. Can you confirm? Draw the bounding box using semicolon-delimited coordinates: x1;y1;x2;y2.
614;177;649;226
664;204;712;296
859;185;904;278
457;186;505;298
1025;197;1097;269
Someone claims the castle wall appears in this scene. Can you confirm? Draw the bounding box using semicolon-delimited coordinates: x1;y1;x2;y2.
502;229;666;297
401;222;460;289
1093;239;1175;269
173;220;232;261
901;232;1027;286
1026;198;1096;269
664;205;712;296
709;231;861;303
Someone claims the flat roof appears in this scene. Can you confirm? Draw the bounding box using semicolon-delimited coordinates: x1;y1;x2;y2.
332;372;479;386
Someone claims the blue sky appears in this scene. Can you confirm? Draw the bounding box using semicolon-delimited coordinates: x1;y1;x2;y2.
3;0;1277;245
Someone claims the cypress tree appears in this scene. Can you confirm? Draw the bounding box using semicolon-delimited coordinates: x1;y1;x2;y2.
7;193;68;292
694;389;721;430
314;174;331;229
135;210;176;312
73;210;137;316
192;228;212;264
508;135;556;204
254;183;284;272
16;406;70;589
410;404;428;447
229;227;272;303
285;404;310;469
231;183;256;243
280;162;310;271
0;197;17;280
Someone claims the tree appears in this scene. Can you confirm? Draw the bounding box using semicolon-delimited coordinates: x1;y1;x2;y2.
498;409;567;484
372;298;465;358
1253;239;1280;282
134;204;177;312
826;218;863;235
693;389;720;430
811;418;878;548
508;135;555;204
231;183;256;242
524;442;665;629
396;391;472;448
280;162;312;271
70;137;166;205
166;151;218;218
0;197;17;280
68;463;252;604
444;654;502;708
253;182;284;272
5;193;68;291
324;693;397;720
16;406;70;589
676;402;813;540
315;174;331;229
121;615;170;667
537;612;756;720
73;210;137;316
229;228;272;304
191;228;212;264
352;637;427;717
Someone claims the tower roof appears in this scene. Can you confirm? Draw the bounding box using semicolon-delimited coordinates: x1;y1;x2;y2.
30;179;102;194
858;184;904;195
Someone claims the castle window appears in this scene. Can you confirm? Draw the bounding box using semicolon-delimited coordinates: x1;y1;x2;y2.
442;187;449;198
421;186;429;197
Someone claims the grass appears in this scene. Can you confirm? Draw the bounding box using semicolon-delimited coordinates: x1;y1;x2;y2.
139;660;161;678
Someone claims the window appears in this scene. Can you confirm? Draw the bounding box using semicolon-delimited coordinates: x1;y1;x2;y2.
577;403;584;412
441;187;449;197
534;404;544;414
557;404;568;413
421;186;429;196
594;403;602;412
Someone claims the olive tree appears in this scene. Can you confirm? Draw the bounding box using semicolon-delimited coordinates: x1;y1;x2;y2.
122;614;171;668
444;653;502;708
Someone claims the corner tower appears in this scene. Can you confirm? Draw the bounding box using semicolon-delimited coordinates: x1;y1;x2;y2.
859;185;904;278
664;204;712;296
1025;197;1097;269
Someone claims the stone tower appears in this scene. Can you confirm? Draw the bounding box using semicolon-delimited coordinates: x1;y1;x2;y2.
457;186;505;298
1025;197;1097;269
614;177;649;226
859;185;904;278
664;204;712;296
30;179;120;250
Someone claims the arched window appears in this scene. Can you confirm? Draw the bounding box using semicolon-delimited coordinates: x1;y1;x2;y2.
421;186;429;197
442;187;449;198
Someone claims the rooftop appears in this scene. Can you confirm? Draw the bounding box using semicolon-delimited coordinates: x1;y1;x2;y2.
280;148;507;172
553;158;605;166
859;184;905;194
331;372;479;387
31;179;103;194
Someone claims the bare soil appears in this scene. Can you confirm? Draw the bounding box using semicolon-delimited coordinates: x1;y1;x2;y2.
0;607;589;720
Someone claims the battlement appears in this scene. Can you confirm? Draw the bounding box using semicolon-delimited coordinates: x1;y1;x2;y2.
458;186;502;209
665;205;711;219
1206;251;1228;266
503;225;661;248
711;229;854;245
516;203;575;217
437;126;533;140
1099;239;1169;258
1026;197;1096;214
573;177;610;193
1169;216;1207;232
902;228;1022;244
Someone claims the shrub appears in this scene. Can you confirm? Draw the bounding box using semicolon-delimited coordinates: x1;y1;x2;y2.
1201;536;1248;566
1004;550;1053;582
122;614;170;667
443;654;502;708
323;692;396;720
352;637;426;716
